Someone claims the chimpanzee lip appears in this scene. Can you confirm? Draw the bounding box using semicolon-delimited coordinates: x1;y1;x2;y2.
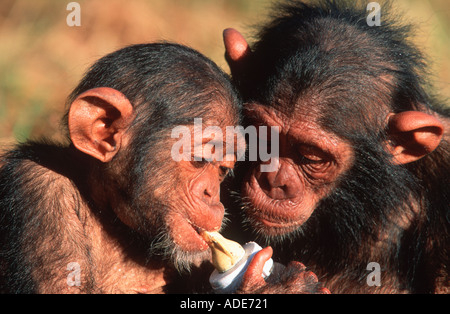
252;203;306;234
188;221;218;249
256;214;303;229
241;173;306;234
190;221;219;234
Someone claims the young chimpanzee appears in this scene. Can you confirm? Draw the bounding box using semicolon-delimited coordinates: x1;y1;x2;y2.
223;0;449;293
0;42;244;293
0;43;244;293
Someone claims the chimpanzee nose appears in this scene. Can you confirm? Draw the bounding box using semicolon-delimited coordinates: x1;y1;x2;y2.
192;181;224;231
202;188;217;204
201;185;220;205
257;161;298;200
192;175;221;206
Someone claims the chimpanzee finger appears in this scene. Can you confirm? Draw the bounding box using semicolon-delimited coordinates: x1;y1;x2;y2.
318;287;332;294
239;246;273;292
223;28;252;76
280;261;307;282
286;261;307;272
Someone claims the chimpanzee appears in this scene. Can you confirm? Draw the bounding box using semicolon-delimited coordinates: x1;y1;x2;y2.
0;42;239;293
0;42;244;293
223;0;449;293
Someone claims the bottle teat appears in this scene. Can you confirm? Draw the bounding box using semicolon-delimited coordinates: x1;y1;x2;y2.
200;231;245;273
201;231;275;294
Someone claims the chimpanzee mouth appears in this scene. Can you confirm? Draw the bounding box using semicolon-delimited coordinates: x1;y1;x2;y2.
241;175;307;236
246;206;305;236
167;214;212;253
241;197;306;236
256;214;304;229
189;221;217;249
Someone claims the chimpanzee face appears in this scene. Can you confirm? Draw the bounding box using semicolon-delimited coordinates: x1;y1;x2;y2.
66;43;243;272
240;102;353;237
119;107;244;270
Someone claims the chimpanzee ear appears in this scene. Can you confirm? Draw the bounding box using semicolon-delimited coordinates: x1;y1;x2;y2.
386;111;444;165
68;87;134;162
223;28;252;77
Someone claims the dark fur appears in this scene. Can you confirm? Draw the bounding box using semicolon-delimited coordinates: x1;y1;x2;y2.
227;0;449;293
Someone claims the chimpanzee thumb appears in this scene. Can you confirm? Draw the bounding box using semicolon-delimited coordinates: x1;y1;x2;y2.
238;246;273;293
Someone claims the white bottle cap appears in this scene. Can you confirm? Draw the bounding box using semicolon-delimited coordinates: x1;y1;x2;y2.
209;242;273;294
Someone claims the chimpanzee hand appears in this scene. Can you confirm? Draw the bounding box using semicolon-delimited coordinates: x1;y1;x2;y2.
237;247;330;294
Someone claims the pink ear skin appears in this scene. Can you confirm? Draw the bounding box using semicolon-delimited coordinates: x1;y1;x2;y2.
223;28;252;76
68;87;134;163
386;111;444;165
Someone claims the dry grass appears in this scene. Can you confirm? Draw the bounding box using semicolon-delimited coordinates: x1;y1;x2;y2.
0;0;449;143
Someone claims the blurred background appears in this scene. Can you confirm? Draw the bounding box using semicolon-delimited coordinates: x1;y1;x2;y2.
0;0;449;145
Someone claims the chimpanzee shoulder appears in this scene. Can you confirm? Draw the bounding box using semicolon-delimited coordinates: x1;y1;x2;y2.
0;140;91;293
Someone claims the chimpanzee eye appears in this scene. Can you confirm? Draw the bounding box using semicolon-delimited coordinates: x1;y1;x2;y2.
219;166;230;176
299;154;324;164
297;144;335;176
298;145;327;164
305;160;332;173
